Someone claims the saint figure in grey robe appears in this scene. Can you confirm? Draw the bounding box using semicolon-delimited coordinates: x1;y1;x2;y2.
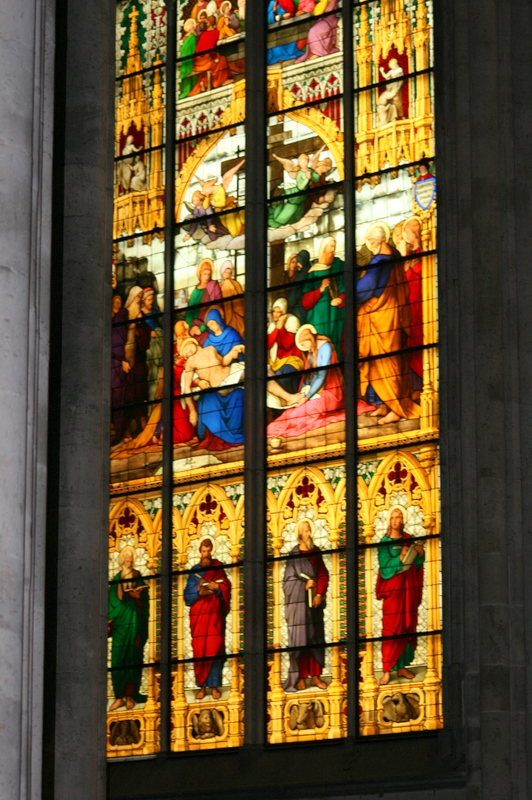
283;519;329;692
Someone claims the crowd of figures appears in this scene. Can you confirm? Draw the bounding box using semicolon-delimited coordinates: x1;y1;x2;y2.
266;215;425;442
178;0;246;99
111;256;247;454
267;0;340;66
111;214;425;457
177;0;341;98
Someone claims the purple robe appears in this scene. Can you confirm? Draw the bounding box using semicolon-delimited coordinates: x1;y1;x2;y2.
183;204;230;242
111;308;129;444
125;317;151;413
282;545;328;692
294;0;339;63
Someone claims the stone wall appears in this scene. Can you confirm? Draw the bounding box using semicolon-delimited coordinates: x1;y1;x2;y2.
1;0;532;797
0;1;54;798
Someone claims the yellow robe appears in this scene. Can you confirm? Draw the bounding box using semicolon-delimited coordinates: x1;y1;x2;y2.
357;262;420;419
210;185;245;238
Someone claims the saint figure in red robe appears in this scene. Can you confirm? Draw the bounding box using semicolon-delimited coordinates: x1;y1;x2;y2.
402;216;424;384
184;538;231;700
376;506;425;686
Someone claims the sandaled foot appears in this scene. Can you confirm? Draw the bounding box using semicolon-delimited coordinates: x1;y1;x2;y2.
211;687;221;700
109;697;125;711
397;668;415;680
379;671;391;686
296;679;306;691
311;676;327;690
196;687;206;700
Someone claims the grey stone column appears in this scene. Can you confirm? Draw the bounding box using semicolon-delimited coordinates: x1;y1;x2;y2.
438;1;532;798
0;1;54;799
46;0;114;797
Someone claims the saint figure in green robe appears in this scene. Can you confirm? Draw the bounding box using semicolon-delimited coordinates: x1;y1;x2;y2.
300;236;345;353
108;546;149;710
179;20;198;100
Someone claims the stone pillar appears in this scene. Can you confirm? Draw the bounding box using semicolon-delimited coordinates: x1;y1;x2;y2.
438;1;532;798
44;0;114;797
0;1;54;798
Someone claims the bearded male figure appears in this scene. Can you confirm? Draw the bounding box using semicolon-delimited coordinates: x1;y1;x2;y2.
184;538;231;700
357;221;421;425
283;519;329;692
108;546;149;710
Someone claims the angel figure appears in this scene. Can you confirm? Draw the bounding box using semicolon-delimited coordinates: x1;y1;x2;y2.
182;189;231;242
267;151;321;229
307;144;335;203
194;157;246;238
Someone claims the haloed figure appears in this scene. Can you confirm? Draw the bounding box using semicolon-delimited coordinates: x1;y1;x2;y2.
376;507;425;686
283;519;329;692
184;538;231;700
108;546;149;711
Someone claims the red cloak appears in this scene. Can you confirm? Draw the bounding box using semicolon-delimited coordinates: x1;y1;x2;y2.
375;533;424;672
173;354;196;444
189;561;231;685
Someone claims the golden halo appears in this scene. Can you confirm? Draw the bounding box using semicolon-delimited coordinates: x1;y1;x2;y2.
388;504;407;525
118;545;136;566
174;319;189;340
196;257;215;280
402;215;423;238
364;220;391;247
179;336;199;358
204;305;225;326
296;517;315;537
295;323;317;351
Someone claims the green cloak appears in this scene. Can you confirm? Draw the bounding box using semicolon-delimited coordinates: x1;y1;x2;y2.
267;168;319;228
185;286;205;330
302;257;345;352
179;34;198;100
108;570;149;702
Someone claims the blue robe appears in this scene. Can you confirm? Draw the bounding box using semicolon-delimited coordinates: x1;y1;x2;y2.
198;309;244;445
356;252;395;405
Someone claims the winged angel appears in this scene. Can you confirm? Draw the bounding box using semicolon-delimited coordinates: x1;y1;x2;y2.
182;158;246;248
267;145;337;239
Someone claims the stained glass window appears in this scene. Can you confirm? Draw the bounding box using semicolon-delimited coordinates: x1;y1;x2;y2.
108;0;441;758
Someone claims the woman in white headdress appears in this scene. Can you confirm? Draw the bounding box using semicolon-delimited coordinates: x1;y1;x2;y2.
267;297;304;394
267;323;345;438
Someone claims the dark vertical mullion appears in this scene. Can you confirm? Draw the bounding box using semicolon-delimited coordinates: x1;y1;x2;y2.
160;0;177;757
341;0;359;741
243;8;267;747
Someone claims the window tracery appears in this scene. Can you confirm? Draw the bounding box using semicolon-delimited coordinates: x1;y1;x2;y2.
108;0;441;757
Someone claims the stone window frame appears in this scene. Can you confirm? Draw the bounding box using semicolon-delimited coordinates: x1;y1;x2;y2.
43;1;467;797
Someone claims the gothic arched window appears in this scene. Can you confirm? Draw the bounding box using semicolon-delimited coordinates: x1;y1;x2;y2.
108;0;441;757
